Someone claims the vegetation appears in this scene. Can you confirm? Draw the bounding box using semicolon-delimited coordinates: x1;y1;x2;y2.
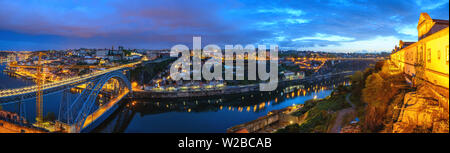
78;69;90;75
278;88;351;133
122;49;132;56
277;61;389;133
275;123;301;133
130;58;176;84
291;99;318;116
358;61;407;132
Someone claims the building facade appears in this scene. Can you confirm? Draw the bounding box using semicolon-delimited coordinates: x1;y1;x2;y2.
391;13;449;89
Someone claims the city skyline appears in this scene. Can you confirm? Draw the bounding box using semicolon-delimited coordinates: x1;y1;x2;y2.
0;0;449;52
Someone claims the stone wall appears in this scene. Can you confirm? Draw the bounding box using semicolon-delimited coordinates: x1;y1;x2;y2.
227;106;302;133
393;86;449;133
0;120;47;133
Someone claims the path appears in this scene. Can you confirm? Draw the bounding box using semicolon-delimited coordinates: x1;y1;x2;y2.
330;93;356;133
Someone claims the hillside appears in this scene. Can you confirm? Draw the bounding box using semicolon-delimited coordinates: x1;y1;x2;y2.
276;60;449;133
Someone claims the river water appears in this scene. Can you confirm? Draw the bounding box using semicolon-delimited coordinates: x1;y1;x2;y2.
0;64;348;133
94;79;349;133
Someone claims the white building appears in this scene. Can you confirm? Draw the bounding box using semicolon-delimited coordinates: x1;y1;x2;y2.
84;56;98;64
96;50;108;59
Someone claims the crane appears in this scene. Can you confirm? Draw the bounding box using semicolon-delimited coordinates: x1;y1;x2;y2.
8;52;46;125
5;52;46;124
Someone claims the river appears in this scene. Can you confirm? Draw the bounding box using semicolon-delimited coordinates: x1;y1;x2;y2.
93;79;349;133
0;64;349;133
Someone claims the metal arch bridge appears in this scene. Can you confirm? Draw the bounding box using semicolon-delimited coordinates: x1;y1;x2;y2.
0;61;140;104
58;70;132;133
0;61;140;133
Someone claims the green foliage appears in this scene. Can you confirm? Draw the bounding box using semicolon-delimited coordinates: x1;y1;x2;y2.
130;58;176;83
374;61;384;72
296;110;333;133
360;62;405;132
79;69;90;75
362;72;403;107
362;73;386;106
275;123;301;133
123;50;132;56
280;64;302;73
289;93;351;133
312;94;350;112
351;71;364;85
334;84;349;95
292;99;318;116
277;110;333;133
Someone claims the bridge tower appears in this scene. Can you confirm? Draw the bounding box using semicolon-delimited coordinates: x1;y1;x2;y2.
35;52;46;124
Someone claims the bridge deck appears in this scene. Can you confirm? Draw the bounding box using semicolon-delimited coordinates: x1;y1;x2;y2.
0;61;140;101
82;90;129;129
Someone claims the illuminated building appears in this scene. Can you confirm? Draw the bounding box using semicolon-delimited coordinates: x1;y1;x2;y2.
391;13;449;89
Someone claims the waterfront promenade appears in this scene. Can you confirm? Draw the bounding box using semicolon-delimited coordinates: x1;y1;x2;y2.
133;71;353;99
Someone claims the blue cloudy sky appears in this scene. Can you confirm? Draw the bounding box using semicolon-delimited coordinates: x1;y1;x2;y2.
0;0;448;52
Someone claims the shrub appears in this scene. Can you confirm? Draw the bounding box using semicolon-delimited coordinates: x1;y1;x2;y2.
361;70;403;132
276;123;301;133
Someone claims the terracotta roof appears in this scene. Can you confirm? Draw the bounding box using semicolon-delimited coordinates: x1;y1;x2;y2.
420;18;449;40
433;19;449;24
402;42;416;48
234;128;249;133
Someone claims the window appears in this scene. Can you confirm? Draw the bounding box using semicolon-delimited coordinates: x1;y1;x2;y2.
427;48;431;63
418;46;423;63
446;46;449;64
437;50;441;60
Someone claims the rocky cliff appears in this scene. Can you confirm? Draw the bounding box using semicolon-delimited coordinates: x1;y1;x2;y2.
392;86;449;133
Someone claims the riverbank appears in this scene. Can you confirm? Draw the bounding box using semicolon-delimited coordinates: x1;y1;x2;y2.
93;80;341;133
227;84;353;133
133;71;353;99
234;61;387;133
269;60;449;133
227;105;303;133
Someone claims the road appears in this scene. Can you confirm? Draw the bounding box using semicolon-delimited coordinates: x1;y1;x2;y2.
82;90;129;129
330;93;356;133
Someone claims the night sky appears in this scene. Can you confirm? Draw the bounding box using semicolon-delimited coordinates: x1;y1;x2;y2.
0;0;448;52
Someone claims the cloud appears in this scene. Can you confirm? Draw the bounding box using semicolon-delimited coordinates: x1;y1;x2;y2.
395;24;418;36
301;36;401;52
257;8;304;16
415;0;449;10
0;0;448;52
285;19;310;24
292;33;355;42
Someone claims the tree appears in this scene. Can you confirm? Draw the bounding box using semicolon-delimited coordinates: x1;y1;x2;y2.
350;71;365;106
122;50;131;56
351;71;364;87
362;73;386;106
361;72;402;132
374;61;384;72
276;123;301;133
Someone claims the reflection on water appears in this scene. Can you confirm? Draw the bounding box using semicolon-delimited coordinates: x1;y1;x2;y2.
0;64;35;89
1;64;352;133
94;79;351;133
